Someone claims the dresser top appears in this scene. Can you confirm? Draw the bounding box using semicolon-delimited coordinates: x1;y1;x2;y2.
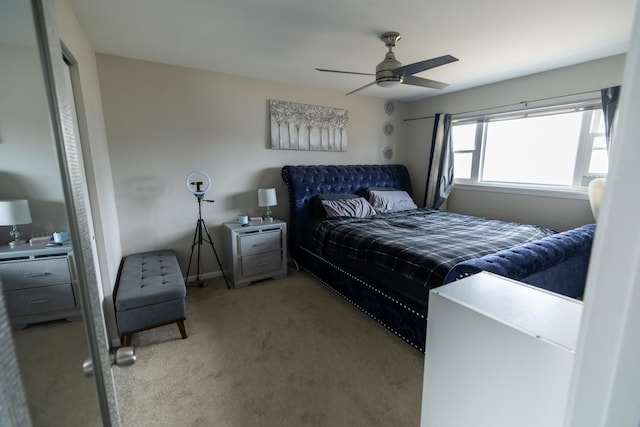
432;271;582;351
0;243;73;260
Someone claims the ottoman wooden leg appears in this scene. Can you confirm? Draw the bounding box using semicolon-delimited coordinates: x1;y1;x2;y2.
121;334;132;347
177;319;187;339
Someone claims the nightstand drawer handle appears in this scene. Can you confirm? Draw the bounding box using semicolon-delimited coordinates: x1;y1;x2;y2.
28;299;50;305
257;261;270;266
252;243;265;247
24;272;52;278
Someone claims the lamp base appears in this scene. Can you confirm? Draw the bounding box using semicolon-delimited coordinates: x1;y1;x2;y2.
8;239;27;248
263;206;274;222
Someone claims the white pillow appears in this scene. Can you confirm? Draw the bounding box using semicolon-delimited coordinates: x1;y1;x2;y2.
368;190;418;213
321;197;377;218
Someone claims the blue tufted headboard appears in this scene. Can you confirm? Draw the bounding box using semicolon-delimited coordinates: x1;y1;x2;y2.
281;164;413;257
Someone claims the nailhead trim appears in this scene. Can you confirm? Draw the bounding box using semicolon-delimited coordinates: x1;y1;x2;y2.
300;247;425;352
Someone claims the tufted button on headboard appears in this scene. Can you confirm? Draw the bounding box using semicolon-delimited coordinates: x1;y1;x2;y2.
281;164;413;258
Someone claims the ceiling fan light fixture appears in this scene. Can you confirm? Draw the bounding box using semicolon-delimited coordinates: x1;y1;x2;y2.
377;77;402;88
376;68;403;87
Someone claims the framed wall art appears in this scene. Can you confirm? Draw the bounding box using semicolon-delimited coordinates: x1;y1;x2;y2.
269;100;348;151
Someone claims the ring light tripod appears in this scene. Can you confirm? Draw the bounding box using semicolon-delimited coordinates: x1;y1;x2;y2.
185;171;230;288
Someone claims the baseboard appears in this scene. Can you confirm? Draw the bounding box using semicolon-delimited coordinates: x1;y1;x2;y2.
185;270;222;284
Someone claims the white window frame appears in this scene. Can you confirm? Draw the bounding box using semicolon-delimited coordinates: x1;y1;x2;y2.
452;100;607;199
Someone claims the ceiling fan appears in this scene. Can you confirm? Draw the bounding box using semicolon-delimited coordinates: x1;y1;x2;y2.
316;31;458;95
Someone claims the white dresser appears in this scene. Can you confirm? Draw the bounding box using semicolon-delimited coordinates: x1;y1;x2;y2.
421;272;582;427
222;220;287;288
0;243;81;329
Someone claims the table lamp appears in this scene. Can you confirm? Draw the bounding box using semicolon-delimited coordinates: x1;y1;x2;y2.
258;188;277;222
0;199;32;247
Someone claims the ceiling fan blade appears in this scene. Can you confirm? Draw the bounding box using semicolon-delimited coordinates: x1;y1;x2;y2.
315;68;375;76
346;81;377;95
393;54;458;77
402;75;449;90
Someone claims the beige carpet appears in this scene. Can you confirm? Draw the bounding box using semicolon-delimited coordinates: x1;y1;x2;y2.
13;317;102;426
12;270;424;426
114;270;424;427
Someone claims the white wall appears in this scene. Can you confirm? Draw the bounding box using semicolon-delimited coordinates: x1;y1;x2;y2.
96;54;406;276
404;55;626;231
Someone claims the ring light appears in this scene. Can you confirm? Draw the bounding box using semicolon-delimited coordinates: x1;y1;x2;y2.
186;170;211;196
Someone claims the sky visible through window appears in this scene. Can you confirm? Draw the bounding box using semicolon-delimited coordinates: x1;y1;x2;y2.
482;113;582;185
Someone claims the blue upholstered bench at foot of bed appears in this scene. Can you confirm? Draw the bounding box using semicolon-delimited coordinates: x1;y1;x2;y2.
444;224;596;299
114;250;187;346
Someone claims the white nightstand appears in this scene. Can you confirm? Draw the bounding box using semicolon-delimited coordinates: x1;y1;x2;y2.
222;220;287;288
0;243;82;329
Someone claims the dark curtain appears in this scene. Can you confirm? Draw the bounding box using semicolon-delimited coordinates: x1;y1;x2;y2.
424;113;454;209
601;85;621;153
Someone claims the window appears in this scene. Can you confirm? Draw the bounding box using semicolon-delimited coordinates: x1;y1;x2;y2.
452;102;607;193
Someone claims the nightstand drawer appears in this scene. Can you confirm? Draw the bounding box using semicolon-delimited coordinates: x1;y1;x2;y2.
238;229;281;256
0;257;71;290
241;251;281;277
5;284;76;317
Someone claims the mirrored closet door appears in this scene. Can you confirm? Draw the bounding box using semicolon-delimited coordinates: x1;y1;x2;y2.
0;1;116;425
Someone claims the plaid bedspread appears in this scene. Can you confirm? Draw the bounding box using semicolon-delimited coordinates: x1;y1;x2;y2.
306;208;555;288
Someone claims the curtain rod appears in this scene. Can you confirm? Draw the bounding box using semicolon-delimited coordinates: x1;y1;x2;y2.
403;88;601;122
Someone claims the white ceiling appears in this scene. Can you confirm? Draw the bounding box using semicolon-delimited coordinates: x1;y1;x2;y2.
67;0;636;102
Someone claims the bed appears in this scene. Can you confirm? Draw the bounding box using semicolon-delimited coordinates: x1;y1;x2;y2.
281;164;583;352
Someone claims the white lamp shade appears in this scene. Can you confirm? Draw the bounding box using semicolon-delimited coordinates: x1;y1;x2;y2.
0;200;32;226
258;188;277;207
588;178;606;220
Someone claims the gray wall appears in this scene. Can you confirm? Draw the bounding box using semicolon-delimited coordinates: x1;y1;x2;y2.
96;53;407;275
52;0;122;344
96;53;626;278
0;44;69;243
404;55;626;231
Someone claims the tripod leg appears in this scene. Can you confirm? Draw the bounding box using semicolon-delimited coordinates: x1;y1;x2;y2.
201;220;231;289
185;219;204;287
196;219;204;286
184;222;202;283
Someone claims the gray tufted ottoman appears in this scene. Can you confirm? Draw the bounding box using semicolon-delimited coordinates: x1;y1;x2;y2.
114;249;187;346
